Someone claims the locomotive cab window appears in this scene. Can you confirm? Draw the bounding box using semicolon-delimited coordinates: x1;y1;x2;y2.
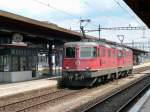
65;47;75;58
80;47;96;58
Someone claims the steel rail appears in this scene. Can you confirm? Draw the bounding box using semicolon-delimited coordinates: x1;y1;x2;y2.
116;83;150;112
16;89;84;112
0;89;77;112
80;74;150;112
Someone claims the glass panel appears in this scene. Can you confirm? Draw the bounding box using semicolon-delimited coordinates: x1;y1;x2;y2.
20;56;27;71
92;47;97;57
118;50;123;58
3;56;10;71
98;48;100;57
11;56;19;71
113;49;116;57
102;47;105;57
108;49;111;57
0;56;3;71
124;51;126;57
65;47;75;58
80;47;96;58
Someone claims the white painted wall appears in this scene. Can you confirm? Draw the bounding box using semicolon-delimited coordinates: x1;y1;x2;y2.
11;71;32;82
0;72;4;82
0;71;34;82
3;72;11;82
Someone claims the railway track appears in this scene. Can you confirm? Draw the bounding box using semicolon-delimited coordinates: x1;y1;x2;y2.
0;88;85;112
80;73;150;112
0;66;150;112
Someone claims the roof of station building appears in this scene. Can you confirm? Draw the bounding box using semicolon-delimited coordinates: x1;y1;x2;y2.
0;10;82;42
124;0;150;28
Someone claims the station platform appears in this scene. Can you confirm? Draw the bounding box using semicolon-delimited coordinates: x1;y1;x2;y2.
0;76;61;107
0;63;149;97
0;77;60;97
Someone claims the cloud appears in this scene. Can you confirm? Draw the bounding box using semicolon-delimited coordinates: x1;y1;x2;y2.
0;0;47;14
0;0;84;17
82;0;118;12
46;0;83;15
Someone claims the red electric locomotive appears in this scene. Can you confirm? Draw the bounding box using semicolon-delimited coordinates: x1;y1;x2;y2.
62;41;133;87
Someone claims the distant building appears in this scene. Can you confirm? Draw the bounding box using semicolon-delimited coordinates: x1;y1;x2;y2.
124;40;150;52
124;40;150;63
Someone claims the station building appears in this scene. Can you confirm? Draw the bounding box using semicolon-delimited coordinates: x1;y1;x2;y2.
0;10;81;82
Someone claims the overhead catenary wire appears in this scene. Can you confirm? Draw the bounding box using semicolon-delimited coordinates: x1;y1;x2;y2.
79;0;147;38
80;0;100;27
113;0;144;26
32;0;80;19
82;0;147;28
33;0;91;30
33;0;147;38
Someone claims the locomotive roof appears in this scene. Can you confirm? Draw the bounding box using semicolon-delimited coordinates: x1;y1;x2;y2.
65;41;116;48
64;42;100;46
64;42;131;51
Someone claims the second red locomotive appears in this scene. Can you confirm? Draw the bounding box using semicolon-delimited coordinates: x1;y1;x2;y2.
62;40;133;87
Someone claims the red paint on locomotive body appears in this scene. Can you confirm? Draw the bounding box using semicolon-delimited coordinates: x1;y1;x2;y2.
62;41;133;87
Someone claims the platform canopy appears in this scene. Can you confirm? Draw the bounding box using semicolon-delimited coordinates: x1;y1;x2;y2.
0;10;82;43
124;0;150;28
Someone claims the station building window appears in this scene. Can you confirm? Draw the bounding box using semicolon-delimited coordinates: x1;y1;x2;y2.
0;46;38;72
38;54;49;68
0;55;10;72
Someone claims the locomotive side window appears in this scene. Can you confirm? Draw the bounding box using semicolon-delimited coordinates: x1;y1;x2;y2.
65;47;75;58
124;51;126;57
118;50;123;58
113;49;116;57
98;48;100;57
102;47;105;57
108;49;111;57
80;47;96;58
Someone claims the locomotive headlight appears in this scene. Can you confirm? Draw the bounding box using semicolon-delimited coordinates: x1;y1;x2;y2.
65;66;69;69
85;67;91;70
